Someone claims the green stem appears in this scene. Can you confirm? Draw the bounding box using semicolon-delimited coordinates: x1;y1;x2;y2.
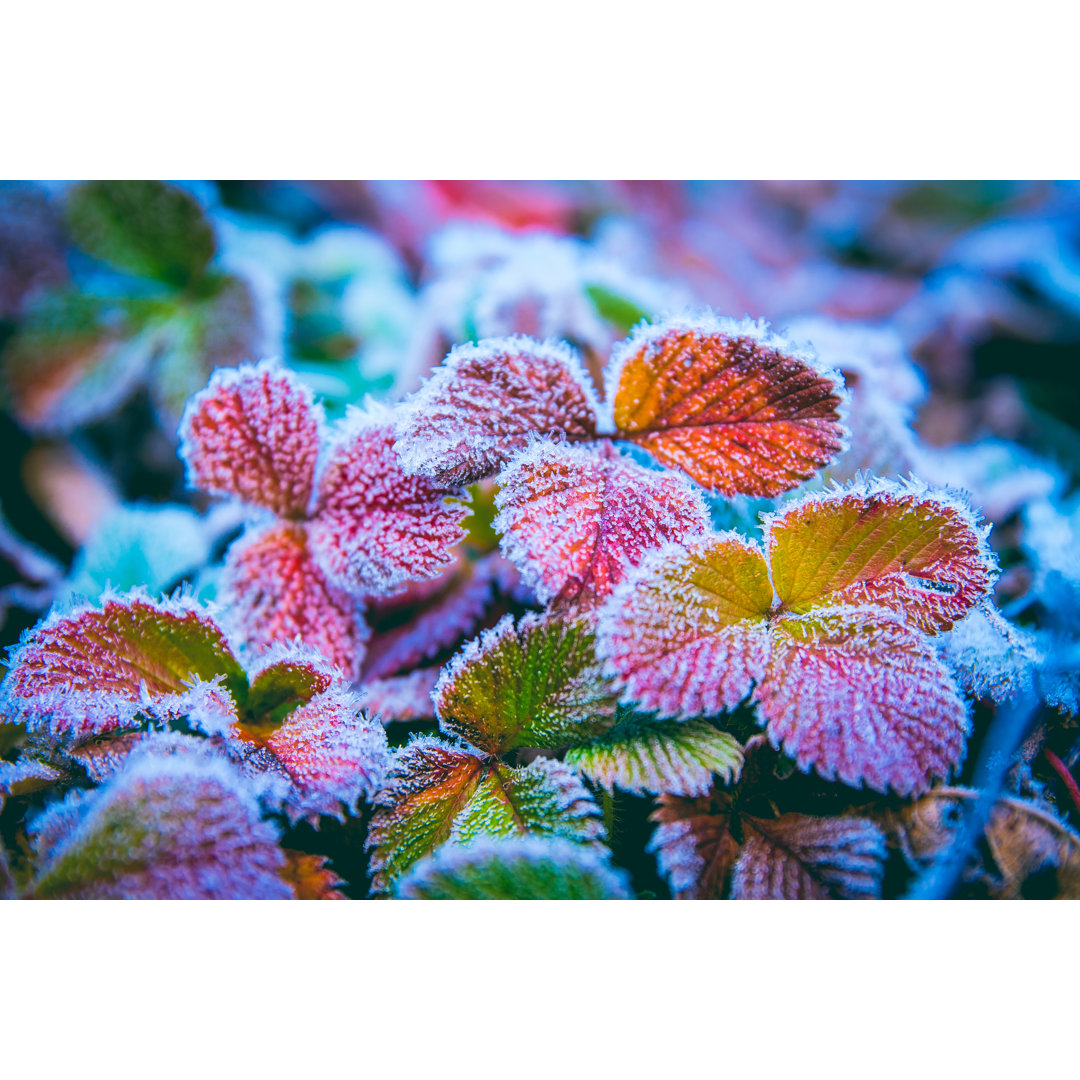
602;789;616;846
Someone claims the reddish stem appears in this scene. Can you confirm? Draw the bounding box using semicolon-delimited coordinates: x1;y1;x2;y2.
1044;748;1080;820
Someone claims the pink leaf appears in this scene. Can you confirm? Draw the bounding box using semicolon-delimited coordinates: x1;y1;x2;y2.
307;413;468;596
360;668;441;723
220;524;368;681
394;336;601;485
495;441;712;609
754;607;970;796
179;360;322;518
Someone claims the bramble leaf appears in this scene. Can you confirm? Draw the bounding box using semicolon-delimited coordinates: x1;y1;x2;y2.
649;789;740;899
394;337;601;485
366;737;487;894
66;180;216;287
495;442;712;608
3;590;247;736
434;613;617;756
361;668;440;723
448;758;605;849
766;477;996;633
308;414;469;596
281;850;346;900
242;644;340;735
180;360;322;518
395;836;631;900
597;535;773;720
566;712;743;797
756;607;969;796
220;524;368;681
731;814;886;899
605;314;846;496
27;745;291;900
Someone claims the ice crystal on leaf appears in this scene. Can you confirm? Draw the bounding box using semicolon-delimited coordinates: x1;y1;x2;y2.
26;743;292;900
395;835;632;900
180;362;468;673
360;668;441;723
495;441;712;609
433;613;617;755
599;477;996;795
394;311;847;499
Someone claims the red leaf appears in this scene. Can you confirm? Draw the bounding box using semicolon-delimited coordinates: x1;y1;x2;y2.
394;337;601;485
179;360;322;518
606;314;847;496
649;789;740;899
496;441;712;609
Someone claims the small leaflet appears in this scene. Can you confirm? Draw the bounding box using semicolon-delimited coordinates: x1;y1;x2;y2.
26;745;292;900
394;336;601;485
495;441;713;608
395;836;632;900
605;314;847;496
434;613;617;755
565;712;744;797
280;850;347;900
755;607;969;797
308;414;469;596
596;536;774;720
730;814;886;900
448;758;605;849
179;360;322;519
220;524;368;681
242;643;340;731
766;476;997;633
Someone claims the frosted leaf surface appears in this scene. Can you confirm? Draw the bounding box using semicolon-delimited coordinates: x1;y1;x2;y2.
755;607;969;796
242;643;341;733
3;590;247;735
566;712;743;797
260;686;390;824
649;789;740;900
361;668;441;723
606;314;847;496
27;748;291;900
937;605;1041;704
179;360;322;518
434;613;617;755
0;757;61;797
596;536;773;719
731;814;886;900
308;414;468;596
495;441;712;609
766;477;996;634
395;836;631;900
448;758;605;849
366;737;486;894
394;336;600;485
220;524;367;681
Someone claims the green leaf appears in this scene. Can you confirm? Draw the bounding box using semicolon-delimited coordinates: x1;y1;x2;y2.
585;283;651;337
435;613;617;756
395;836;631;900
66;181;216;287
565;710;743;796
241;648;339;737
449;758;605;848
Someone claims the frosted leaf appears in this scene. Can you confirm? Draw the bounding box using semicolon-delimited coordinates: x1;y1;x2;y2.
257;686;390;824
396;836;632;900
449;758;605;849
596;536;773;720
434;613;617;755
3;589;247;736
366;737;487;894
731;814;886;900
495;441;713;609
308;414;468;596
937;604;1041;704
755;607;969;796
179;360;322;518
27;748;291;900
64;729;152;784
361;668;441;723
242;643;341;731
280;850;346;900
566;712;743;797
361;555;502;681
606;313;847;496
66;181;216;287
394;336;601;485
649;789;740;899
0;757;61;797
220;524;368;681
767;476;997;633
